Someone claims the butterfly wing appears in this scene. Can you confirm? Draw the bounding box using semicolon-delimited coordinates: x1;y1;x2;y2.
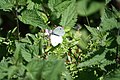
50;34;63;46
53;26;65;36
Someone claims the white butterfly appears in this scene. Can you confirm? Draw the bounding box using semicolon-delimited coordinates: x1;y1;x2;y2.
45;26;65;47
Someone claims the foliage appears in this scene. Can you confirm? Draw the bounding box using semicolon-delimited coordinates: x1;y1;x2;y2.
76;0;104;16
0;0;120;80
104;67;120;80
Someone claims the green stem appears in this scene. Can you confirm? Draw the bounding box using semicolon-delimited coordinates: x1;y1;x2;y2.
117;29;120;56
15;0;20;40
83;8;90;27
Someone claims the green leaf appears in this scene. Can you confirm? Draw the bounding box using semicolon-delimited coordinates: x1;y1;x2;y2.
60;0;77;28
26;58;68;80
101;18;118;31
0;58;8;71
116;36;120;45
0;58;8;79
48;0;72;19
27;0;42;10
0;73;7;80
14;41;32;62
77;49;110;68
21;48;32;62
0;0;15;11
8;66;17;79
76;0;104;16
18;10;48;29
18;0;27;5
85;25;99;37
26;59;45;80
14;41;21;62
48;0;62;11
100;9;119;31
54;0;71;13
99;59;115;70
62;71;72;80
104;68;120;80
77;53;106;68
44;60;65;80
105;0;111;4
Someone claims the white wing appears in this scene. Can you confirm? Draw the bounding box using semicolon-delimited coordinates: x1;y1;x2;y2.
53;26;65;36
50;35;63;47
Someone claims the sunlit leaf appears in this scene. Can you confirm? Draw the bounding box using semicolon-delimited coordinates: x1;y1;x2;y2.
18;0;27;5
48;0;62;11
0;0;15;11
60;0;77;28
18;10;49;29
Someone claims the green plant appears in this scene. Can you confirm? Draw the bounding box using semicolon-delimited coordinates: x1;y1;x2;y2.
0;0;120;80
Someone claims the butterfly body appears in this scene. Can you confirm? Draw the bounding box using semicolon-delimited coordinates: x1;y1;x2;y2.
46;26;65;47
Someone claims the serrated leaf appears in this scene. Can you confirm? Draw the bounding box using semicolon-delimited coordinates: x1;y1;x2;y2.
60;0;77;28
104;68;120;80
54;0;71;13
101;18;118;31
0;59;8;71
27;0;35;10
100;59;115;70
77;53;105;68
21;44;32;62
85;25;99;36
21;49;32;62
0;59;8;79
77;49;108;68
27;0;42;10
116;36;120;45
48;0;71;18
18;10;48;29
8;66;17;79
0;0;15;11
100;9;119;31
18;0;27;5
48;0;62;11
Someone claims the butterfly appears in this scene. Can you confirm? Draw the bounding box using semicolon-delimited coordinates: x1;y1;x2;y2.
45;26;65;47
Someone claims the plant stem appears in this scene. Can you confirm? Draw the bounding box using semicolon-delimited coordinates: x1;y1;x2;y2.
117;28;120;55
15;0;20;40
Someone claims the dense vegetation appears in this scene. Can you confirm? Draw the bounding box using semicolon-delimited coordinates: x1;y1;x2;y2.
0;0;120;80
